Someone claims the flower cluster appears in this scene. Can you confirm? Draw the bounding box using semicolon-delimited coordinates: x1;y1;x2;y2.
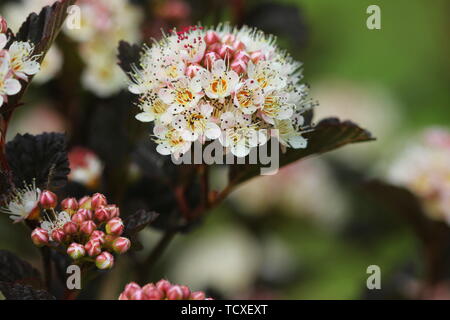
118;280;212;300
64;0;142;97
388;128;450;223
128;24;314;158
0;17;41;107
29;191;130;270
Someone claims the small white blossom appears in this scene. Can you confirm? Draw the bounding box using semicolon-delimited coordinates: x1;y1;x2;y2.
1;182;41;223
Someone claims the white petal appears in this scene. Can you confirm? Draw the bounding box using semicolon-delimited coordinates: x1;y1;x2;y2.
4;79;21;95
156;143;171;155
200;103;213;117
159;88;174;104
0;95;4;107
205;122;221;140
212;59;226;75
220;112;235;128
189;76;203;93
135;112;155;122
128;84;142;94
182;130;198;141
289;135;307;149
232;144;250;157
153;125;168;138
0;34;7;50
23;61;40;75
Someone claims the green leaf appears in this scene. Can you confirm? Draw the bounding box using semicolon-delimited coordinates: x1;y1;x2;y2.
229;117;375;187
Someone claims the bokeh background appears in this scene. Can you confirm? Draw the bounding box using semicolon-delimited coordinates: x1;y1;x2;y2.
0;0;449;299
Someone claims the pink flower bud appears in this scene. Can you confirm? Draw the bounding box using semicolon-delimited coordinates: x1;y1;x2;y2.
51;228;66;243
186;64;202;78
31;228;49;247
63;221;78;235
91;193;107;209
142;286;164;300
250;50;266;63
231;59;247;74
39;190;57;209
190;291;206;300
204;30;220;45
218;44;235;60
94;207;109;222
105;205;120;219
61;197;78;215
232;39;246;51
67;242;85;260
124;282;141;294
71;212;86;225
208;42;221;54
112;237;131;254
80;220;96;235
79;196;92;210
156;279;171;293
0;17;7;34
95;251;114;270
180;285;191;299
222;34;236;45
203;51;220;69
90;230;106;244
105;218;124;236
167;285;184;300
85;239;102;257
77;208;93;220
118;293;128;300
129;289;145;300
234;50;250;63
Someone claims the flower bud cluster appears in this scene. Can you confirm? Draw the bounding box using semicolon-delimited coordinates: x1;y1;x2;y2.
30;192;130;270
118;280;212;300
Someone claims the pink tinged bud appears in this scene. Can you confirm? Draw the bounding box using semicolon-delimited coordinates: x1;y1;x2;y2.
95;251;114;270
90;230;106;244
71;213;86;225
39;190;57;209
112;237;131;254
232;39;246;51
118;293;128;300
250;50;265;63
63;221;78;235
106;205;120;219
180;285;191;299
203;51;220;69
234;50;250;63
156;279;171;294
129;289;145;300
167;285;184;300
77;208;93;220
208;42;221;54
190;291;206;300
105;218;124;236
67;242;85;260
91;193;107;209
124;282;141;294
231;59;247;74
85;239;102;257
61;197;78;215
142;286;164;300
80;220;96;235
0;16;7;34
94;207;109;222
204;30;220;45
186;64;202;78
222;34;236;45
31;228;49;247
79;196;92;210
218;44;235;60
51;228;66;243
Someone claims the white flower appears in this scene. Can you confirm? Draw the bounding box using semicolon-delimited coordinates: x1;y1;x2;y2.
154;124;192;158
200;59;239;102
172;102;221;142
159;76;203;114
1;183;41;223
233;79;264;114
135;91;172;124
34;46;62;84
0;33;7;50
0;57;21;107
41;211;71;240
274;116;308;149
247;60;286;92
219;111;267;157
7;41;40;80
260;91;294;124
